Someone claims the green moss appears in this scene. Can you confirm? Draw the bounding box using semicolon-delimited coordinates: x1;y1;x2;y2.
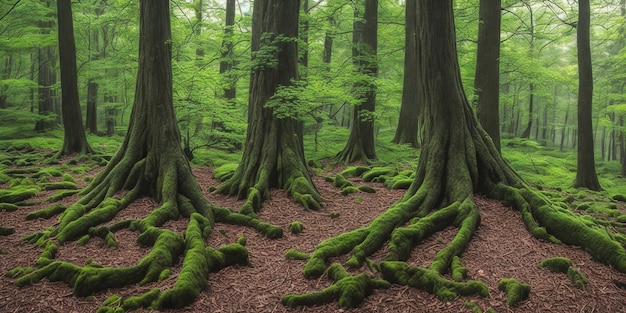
237;236;247;246
451;256;467;282
41;181;78;190
362;167;397;182
26;204;66;220
57;199;122;243
616;215;626;223
329;212;340;218
341;186;359;195
288;221;304;234
356;185;375;193
498;278;530;307
612;194;626;202
155;213;210;309
213;163;238;181
333;174;353;188
44;190;80;202
62;173;75;183
340;166;371;177
540;257;572;273
283;263;390;308
0;186;39;203
215;208;283;239
123;288;160;310
567;267;588;289
380;261;488;301
285;248;309;260
0;226;15;236
0;203;19;212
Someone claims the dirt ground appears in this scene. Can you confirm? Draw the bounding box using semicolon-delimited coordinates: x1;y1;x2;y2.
1;163;626;313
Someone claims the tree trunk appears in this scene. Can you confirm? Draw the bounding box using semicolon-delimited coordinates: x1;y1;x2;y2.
284;1;626;308
0;54;12;109
573;0;601;190
86;79;98;134
474;0;501;152
392;0;419;148
217;0;321;214
323;16;335;69
336;0;378;163
520;82;534;138
56;0;93;156
220;0;236;101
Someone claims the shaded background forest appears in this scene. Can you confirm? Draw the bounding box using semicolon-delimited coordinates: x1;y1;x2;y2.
0;0;625;181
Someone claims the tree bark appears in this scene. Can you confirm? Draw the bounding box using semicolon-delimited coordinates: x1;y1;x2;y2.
573;0;602;191
220;0;236;101
56;0;93;156
392;0;419;148
86;80;98;134
336;0;378;163
474;0;501;152
217;0;321;214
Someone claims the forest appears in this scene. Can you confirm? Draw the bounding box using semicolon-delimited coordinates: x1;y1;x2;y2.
0;0;626;312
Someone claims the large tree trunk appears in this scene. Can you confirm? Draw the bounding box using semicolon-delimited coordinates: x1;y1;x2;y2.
16;1;281;310
392;0;419;148
336;0;378;163
217;0;321;214
284;0;626;308
573;0;601;191
474;0;501;152
56;0;93;156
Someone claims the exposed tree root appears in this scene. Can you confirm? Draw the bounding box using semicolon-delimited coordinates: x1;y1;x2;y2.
215;119;322;215
284;102;626;308
13;153;282;311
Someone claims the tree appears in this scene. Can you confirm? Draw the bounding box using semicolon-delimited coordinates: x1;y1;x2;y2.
392;0;419;148
216;0;322;214
220;0;237;101
336;0;378;163
16;0;281;310
474;0;501;152
283;0;626;308
34;1;56;132
573;0;601;191
56;0;93;156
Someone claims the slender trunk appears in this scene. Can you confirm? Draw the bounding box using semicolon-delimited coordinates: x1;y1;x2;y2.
474;0;501;151
392;0;419;148
86;80;98;134
57;0;93;155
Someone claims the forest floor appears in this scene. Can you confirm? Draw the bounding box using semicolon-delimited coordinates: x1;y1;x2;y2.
1;158;626;313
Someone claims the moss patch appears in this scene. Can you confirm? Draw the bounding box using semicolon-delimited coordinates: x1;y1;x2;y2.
498;278;530;307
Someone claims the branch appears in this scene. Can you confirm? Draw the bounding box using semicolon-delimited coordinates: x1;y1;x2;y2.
0;0;21;22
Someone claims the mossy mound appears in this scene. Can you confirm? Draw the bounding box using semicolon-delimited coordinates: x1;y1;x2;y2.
213;163;238;181
498;278;530;307
288;221;304;234
540;257;572;273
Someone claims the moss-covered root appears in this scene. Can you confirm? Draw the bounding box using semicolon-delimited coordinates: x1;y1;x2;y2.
494;183;626;273
214;206;283;239
153;213;210;308
540;256;572;273
567;267;588;289
380;261;488;302
282;263;390;308
498;278;530;307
